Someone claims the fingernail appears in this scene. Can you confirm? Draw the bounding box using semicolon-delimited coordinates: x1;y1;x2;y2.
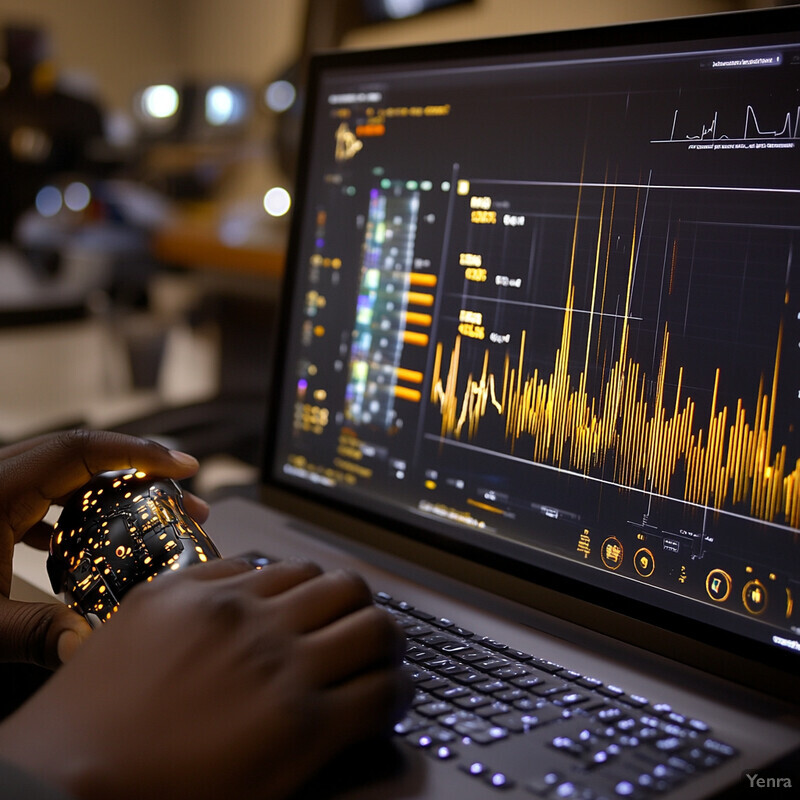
169;450;199;468
57;629;86;664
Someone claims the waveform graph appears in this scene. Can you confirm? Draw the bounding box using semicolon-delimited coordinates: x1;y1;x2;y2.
429;176;800;531
653;103;800;146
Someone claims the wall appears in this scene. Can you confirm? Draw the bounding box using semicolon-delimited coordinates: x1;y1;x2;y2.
1;1;754;115
0;0;764;204
0;0;182;110
343;0;740;49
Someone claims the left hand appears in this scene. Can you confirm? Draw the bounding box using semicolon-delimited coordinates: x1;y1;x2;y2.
0;429;208;669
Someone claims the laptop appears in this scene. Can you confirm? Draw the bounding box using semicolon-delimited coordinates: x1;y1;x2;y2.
204;6;800;798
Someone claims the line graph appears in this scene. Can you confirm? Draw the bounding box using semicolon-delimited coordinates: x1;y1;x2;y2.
429;182;799;529
653;105;800;144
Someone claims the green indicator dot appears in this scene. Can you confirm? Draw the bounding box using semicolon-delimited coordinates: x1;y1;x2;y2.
345;185;356;196
406;180;419;190
380;178;392;189
420;180;433;191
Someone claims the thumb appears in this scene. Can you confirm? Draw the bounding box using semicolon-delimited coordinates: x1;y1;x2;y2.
0;598;92;669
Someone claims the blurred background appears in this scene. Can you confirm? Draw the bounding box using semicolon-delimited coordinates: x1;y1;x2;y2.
0;0;789;500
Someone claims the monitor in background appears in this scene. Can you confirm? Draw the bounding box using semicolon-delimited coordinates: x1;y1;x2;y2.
266;7;800;687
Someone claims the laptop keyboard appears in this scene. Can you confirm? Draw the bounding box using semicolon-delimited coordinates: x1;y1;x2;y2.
375;592;738;798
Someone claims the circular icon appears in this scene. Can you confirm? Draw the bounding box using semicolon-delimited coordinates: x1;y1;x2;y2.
633;547;655;578
705;569;732;603
601;536;624;571
742;580;768;615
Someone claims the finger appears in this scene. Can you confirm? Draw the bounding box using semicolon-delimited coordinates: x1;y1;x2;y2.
272;569;373;633
172;556;260;582
318;666;413;751
169;555;313;585
0;434;53;461
182;492;210;524
239;558;323;596
20;521;53;551
302;605;406;686
0;430;199;542
0;597;92;669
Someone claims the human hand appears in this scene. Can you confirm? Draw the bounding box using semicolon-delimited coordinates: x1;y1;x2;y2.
0;429;208;668
0;557;411;800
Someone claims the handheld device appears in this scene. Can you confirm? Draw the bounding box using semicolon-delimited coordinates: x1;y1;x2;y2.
47;469;220;624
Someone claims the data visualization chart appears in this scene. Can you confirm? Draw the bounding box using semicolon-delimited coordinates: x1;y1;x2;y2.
429;174;798;530
273;25;800;650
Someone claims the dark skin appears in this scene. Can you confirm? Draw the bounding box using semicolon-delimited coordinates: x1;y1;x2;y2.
0;430;410;800
0;429;209;668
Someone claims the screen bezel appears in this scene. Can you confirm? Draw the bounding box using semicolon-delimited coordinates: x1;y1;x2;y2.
261;6;800;700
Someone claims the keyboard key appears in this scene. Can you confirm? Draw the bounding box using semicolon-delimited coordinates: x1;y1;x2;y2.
475;700;512;718
530;680;570;697
433;685;471;701
491;705;561;732
439;663;471;677
510;674;544;689
474;636;509;651
405;646;438;663
454;693;493;710
456;670;486;685
525;771;562;796
530;657;564;673
554;692;589;707
418;632;460;646
438;641;473;655
492;665;532;679
475;680;509;694
460;761;488;777
703;738;737;758
486;770;514;789
416;701;454;718
417;677;450;691
394;715;426;735
476;657;512;671
405;624;435;637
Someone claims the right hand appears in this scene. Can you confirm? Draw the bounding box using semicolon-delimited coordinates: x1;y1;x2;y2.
0;557;411;800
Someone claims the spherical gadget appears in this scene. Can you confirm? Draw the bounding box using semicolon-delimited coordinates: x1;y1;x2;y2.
47;469;220;624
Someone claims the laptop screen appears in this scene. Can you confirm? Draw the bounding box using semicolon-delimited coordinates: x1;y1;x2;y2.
265;8;800;672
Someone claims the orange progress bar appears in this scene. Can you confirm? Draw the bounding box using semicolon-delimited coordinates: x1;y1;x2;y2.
403;331;430;346
404;311;433;327
467;498;505;515
394;386;422;402
408;273;438;287
396;367;424;384
407;292;435;307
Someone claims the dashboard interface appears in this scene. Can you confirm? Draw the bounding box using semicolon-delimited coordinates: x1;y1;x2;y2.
270;15;800;659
